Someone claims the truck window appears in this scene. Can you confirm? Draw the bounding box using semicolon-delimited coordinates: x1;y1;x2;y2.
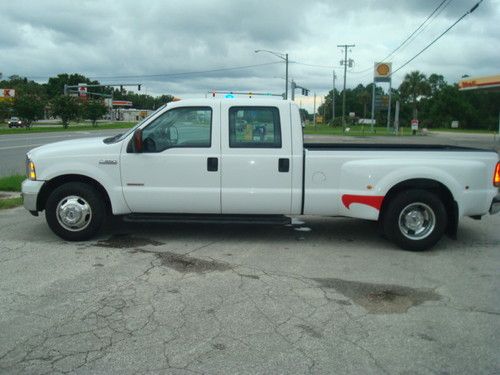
141;107;212;152
229;106;281;148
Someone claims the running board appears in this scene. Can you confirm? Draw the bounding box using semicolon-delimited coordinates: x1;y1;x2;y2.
124;213;291;225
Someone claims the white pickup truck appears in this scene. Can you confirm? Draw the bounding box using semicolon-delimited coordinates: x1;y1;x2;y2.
22;99;500;250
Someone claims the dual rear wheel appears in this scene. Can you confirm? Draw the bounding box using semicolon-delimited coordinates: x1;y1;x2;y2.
382;189;447;251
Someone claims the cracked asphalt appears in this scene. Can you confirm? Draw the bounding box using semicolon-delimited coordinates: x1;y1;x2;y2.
0;208;499;374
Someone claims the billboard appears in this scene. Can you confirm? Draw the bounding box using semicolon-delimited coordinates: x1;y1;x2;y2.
374;62;392;82
0;89;15;100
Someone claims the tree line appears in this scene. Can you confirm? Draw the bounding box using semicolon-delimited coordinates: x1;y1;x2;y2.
0;73;175;127
316;71;500;130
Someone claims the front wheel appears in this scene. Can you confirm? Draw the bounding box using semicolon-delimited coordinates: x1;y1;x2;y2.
382;189;447;251
45;182;105;241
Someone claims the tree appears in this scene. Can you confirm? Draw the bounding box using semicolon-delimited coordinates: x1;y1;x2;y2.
83;99;108;126
13;94;46;126
0;100;13;122
399;71;431;119
51;95;81;128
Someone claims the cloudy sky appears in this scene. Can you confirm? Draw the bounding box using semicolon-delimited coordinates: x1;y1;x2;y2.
0;0;498;110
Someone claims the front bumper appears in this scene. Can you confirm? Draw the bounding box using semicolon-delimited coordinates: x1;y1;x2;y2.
21;179;44;212
490;194;500;215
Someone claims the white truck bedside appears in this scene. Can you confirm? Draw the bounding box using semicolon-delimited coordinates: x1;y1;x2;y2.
22;99;500;251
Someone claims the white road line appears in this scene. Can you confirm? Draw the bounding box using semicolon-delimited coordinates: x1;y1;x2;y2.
0;144;44;151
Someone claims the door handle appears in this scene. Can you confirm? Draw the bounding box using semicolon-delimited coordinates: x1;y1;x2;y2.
207;157;218;172
278;158;290;173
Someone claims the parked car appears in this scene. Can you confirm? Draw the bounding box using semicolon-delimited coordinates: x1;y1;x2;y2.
22;99;500;250
8;117;27;128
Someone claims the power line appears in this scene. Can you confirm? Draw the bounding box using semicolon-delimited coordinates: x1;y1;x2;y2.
24;61;283;81
392;0;484;75
383;0;449;62
353;0;452;74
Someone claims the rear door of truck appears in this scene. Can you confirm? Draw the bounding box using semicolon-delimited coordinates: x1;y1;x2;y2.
220;101;293;214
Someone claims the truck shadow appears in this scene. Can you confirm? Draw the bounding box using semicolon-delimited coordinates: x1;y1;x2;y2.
100;216;393;250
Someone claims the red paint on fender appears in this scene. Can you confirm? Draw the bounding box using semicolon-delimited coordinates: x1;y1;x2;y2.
342;194;384;210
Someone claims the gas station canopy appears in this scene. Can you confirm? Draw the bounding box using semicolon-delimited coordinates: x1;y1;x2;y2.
458;74;500;91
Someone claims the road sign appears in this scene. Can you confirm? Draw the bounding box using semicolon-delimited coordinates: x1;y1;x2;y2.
374;62;392;83
78;84;87;98
411;119;419;131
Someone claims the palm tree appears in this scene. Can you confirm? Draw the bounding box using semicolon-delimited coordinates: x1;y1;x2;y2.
399;71;430;119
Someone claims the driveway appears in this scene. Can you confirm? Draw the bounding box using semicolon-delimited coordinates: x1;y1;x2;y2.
0;208;498;374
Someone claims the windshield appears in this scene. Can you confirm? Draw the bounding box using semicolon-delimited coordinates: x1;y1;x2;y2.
104;105;167;144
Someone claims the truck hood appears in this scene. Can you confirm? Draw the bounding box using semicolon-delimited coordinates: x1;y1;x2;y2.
27;137;119;160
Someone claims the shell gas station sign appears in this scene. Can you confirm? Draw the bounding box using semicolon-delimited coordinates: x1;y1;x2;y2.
0;89;15;101
458;75;500;91
374;62;392;82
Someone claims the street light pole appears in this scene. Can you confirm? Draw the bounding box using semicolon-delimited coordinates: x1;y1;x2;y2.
285;53;289;100
255;49;289;100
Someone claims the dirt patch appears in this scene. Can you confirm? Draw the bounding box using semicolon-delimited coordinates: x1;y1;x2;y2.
96;234;163;249
313;277;440;314
135;249;231;274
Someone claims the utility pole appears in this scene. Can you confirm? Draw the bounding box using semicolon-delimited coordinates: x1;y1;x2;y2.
332;70;337;125
313;93;317;129
338;44;355;132
394;100;400;134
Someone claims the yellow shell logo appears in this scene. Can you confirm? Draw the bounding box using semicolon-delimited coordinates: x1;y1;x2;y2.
376;63;390;76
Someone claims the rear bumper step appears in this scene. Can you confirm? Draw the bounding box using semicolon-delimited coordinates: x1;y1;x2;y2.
124;213;292;225
490;194;500;215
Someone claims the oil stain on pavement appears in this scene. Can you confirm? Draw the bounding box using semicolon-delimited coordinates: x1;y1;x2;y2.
313;277;441;314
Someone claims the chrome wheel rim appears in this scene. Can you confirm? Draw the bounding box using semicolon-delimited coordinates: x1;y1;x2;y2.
398;202;436;240
56;195;92;232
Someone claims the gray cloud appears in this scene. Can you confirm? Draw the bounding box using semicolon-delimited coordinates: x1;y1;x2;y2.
0;0;498;109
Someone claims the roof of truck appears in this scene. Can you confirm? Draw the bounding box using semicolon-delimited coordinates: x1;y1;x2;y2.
167;98;296;107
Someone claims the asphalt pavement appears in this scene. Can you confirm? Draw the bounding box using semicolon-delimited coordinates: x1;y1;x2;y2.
0;209;498;373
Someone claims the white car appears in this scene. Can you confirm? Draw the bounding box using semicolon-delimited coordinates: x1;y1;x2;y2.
22;99;500;250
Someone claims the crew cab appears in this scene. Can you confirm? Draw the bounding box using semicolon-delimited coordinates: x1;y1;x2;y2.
22;99;500;250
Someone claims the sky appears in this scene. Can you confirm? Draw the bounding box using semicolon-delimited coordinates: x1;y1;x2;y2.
0;0;499;111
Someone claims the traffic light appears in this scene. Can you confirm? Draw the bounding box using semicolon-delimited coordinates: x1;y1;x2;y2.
138;85;141;91
302;88;309;96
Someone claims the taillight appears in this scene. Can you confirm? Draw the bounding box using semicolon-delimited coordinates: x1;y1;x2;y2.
494;162;500;187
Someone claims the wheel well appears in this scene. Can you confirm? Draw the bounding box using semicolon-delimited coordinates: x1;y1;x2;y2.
37;174;112;214
379;178;458;238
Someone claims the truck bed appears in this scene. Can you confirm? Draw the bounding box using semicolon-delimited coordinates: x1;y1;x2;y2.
304;143;494;152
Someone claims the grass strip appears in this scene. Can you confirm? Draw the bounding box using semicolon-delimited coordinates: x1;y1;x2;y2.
0;197;23;210
0;175;25;192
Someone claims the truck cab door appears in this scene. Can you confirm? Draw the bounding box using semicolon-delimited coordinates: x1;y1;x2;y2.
120;105;221;213
220;103;292;214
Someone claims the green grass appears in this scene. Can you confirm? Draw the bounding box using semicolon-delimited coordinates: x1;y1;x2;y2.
428;127;497;134
0;175;25;192
303;124;413;136
0;197;23;210
0;122;135;135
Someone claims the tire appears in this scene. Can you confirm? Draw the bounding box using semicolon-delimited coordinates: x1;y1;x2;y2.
45;182;105;241
382;189;447;251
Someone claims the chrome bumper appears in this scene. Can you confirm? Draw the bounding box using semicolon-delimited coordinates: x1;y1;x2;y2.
490;194;500;215
21;179;44;212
